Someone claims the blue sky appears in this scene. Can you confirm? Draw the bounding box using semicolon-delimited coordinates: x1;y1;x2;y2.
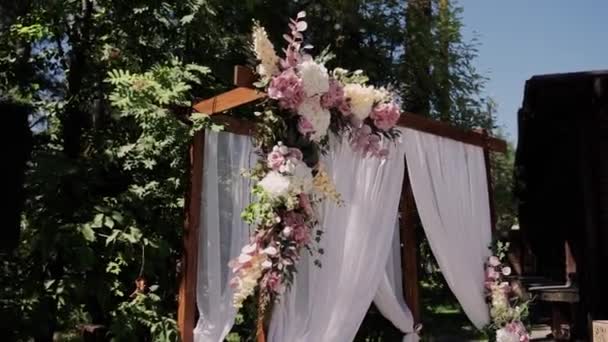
458;0;608;143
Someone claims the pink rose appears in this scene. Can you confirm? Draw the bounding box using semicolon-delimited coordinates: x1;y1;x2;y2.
268;68;305;110
321;78;345;109
298;116;315;136
267;151;285;170
370;102;401;130
488;256;501;267
485;266;500;281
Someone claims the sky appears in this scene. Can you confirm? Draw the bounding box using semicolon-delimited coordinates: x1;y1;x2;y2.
458;0;608;143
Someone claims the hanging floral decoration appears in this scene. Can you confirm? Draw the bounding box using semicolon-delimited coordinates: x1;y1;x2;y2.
228;12;403;312
484;241;532;342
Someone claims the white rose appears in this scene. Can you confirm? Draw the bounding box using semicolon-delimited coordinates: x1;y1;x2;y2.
344;83;376;120
297;97;330;140
496;328;520;342
502;266;512;276
299;60;329;97
259;171;291;198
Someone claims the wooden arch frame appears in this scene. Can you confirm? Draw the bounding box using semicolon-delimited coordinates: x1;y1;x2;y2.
177;66;507;342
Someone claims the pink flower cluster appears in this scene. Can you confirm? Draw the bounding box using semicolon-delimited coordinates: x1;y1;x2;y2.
267;144;304;171
501;321;530;342
268;68;305;110
485;254;530;341
261;11;401;155
350;124;389;158
371;102;401;130
230;143;317;307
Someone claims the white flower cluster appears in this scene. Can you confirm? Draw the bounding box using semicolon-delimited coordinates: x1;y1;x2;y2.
252;25;279;79
344;83;376;121
259;143;313;198
297;97;331;142
299;60;329;96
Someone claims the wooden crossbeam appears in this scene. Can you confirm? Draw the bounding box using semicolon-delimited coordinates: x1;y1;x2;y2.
191;66;506;153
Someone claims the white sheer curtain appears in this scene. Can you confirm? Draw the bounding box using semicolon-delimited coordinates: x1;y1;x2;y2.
402;128;492;329
268;138;406;342
194;131;256;342
373;221;419;342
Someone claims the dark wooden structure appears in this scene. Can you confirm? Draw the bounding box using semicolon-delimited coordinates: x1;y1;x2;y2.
178;66;506;342
514;70;608;340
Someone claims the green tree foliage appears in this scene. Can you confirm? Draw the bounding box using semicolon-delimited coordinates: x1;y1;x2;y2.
1;0;512;340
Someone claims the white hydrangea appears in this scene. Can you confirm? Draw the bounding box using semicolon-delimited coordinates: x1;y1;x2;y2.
299;60;329;96
290;162;314;193
259;171;291;198
344;83;376;120
297;97;330;141
496;328;520;342
252;25;279;79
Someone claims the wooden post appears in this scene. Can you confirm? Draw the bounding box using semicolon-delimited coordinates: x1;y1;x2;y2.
178;130;205;342
400;157;421;324
481;130;497;232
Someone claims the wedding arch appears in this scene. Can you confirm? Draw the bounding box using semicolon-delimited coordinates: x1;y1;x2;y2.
175;65;507;342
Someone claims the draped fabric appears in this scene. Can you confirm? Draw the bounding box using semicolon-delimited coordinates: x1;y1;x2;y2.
267;138;406;342
195;128;494;340
373;221;419;342
194;131;256;342
402;128;492;329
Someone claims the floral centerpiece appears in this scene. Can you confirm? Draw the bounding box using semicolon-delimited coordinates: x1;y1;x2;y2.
227;11;403;314
484;241;531;342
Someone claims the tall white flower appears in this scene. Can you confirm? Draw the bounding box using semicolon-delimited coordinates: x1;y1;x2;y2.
252;25;279;79
259;171;291;198
297;97;330;141
299;60;329;96
344;83;376;120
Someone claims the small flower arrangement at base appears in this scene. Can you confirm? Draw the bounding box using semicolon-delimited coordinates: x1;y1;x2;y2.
484;241;532;342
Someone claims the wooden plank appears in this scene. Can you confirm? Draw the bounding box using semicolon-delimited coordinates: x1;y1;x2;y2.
400;157;421;324
192;87;266;115
178;130;205;342
234;65;257;88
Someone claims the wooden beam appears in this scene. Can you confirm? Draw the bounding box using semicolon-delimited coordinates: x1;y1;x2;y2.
483;145;498;232
398;113;507;153
178;130;204;342
234;65;257;88
400;157;421;324
192;87;266;115
192;95;506;153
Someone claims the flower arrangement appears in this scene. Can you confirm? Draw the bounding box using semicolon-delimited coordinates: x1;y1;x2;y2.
484;241;531;342
228;11;402;313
